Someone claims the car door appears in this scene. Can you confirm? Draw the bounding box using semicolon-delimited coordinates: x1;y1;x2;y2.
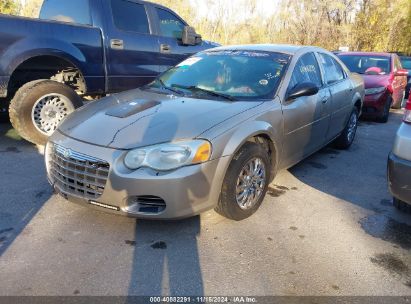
150;6;203;72
105;0;159;92
281;52;331;167
317;52;352;141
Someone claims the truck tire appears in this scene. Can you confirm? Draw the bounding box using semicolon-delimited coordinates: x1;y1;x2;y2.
9;80;83;145
215;142;270;221
334;108;358;150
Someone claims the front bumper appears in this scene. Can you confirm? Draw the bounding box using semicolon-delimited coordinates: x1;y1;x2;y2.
362;91;389;117
388;152;411;205
47;131;231;219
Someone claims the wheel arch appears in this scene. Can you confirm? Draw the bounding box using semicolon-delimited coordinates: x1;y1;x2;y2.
7;54;87;98
217;121;281;182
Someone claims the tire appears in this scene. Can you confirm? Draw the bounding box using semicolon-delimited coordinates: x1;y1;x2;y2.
215;142;271;221
377;96;392;123
334;108;358;150
393;197;411;213
9;80;83;145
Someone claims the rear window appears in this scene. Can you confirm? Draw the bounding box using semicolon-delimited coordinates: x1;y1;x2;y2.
111;0;150;34
400;57;411;70
40;0;91;25
338;55;391;75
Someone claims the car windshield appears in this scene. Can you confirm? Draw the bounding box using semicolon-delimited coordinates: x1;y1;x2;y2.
400;56;411;70
147;50;291;101
338;55;391;75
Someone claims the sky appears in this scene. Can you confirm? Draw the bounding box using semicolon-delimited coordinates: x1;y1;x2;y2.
191;0;280;19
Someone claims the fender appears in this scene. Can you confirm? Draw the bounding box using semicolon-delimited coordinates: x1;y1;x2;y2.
211;119;283;179
0;37;88;76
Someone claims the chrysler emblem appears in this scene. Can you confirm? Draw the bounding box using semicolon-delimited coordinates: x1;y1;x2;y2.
63;148;72;158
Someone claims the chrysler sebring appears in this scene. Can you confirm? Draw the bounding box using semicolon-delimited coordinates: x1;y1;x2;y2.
45;45;364;220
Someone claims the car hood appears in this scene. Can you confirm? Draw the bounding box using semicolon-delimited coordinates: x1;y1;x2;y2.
58;89;263;149
361;74;390;89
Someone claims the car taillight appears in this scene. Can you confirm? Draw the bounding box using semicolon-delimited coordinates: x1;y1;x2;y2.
404;99;411;124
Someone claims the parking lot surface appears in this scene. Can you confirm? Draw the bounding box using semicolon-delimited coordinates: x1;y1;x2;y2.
0;110;410;296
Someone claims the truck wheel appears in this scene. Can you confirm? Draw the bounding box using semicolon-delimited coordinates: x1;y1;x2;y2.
393;197;411;213
215;142;270;221
9;80;83;145
378;96;392;123
334;108;358;150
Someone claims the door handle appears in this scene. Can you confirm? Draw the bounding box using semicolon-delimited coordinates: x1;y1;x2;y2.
160;44;171;53
110;39;124;50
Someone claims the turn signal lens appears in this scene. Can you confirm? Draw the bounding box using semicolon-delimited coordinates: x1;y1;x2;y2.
192;142;211;164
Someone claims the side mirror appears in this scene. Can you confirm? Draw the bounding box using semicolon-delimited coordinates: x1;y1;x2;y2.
286;82;319;101
182;26;202;46
395;69;409;77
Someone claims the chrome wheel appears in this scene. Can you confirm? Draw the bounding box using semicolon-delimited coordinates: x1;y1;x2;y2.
236;157;266;210
31;93;74;136
347;112;358;143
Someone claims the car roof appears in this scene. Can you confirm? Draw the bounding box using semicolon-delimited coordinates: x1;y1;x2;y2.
337;51;392;57
207;44;327;55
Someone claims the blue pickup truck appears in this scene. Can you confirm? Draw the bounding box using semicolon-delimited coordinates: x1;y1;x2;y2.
0;0;217;145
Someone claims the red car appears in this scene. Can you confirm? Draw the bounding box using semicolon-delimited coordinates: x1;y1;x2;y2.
338;52;408;122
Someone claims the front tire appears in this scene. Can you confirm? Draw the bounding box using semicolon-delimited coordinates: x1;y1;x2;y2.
215;142;271;221
377;96;392;123
9;80;83;145
334;108;358;150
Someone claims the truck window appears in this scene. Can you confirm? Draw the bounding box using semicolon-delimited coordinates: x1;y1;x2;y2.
111;0;150;34
156;8;185;39
40;0;91;25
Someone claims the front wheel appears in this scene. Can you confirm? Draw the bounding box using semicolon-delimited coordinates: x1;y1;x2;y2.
9;80;83;145
334;108;358;150
215;142;271;221
377;96;392;123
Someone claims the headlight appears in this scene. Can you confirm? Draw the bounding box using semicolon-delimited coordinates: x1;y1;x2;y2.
124;140;212;171
365;87;386;95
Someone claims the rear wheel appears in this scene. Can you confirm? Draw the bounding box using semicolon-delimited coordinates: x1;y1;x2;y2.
334;108;358;150
393;197;411;213
9;80;83;145
215;142;271;221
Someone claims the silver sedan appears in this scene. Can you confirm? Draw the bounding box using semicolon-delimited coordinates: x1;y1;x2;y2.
45;45;364;220
388;97;411;212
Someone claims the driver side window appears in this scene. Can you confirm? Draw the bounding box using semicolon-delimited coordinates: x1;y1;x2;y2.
288;53;322;93
156;8;185;39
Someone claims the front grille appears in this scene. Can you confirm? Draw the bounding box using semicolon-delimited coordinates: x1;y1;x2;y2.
49;144;110;199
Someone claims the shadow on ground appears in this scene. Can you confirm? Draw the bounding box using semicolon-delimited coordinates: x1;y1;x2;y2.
0;122;51;256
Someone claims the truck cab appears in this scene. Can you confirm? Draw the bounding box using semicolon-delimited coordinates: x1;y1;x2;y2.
0;0;217;145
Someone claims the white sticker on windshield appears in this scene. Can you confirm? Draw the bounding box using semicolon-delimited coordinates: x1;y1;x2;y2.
259;79;269;86
177;57;202;67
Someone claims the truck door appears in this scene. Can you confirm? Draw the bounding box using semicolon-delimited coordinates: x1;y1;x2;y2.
149;5;202;72
105;0;159;92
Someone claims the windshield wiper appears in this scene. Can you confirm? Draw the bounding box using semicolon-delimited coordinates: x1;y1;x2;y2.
171;84;237;101
142;79;183;96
